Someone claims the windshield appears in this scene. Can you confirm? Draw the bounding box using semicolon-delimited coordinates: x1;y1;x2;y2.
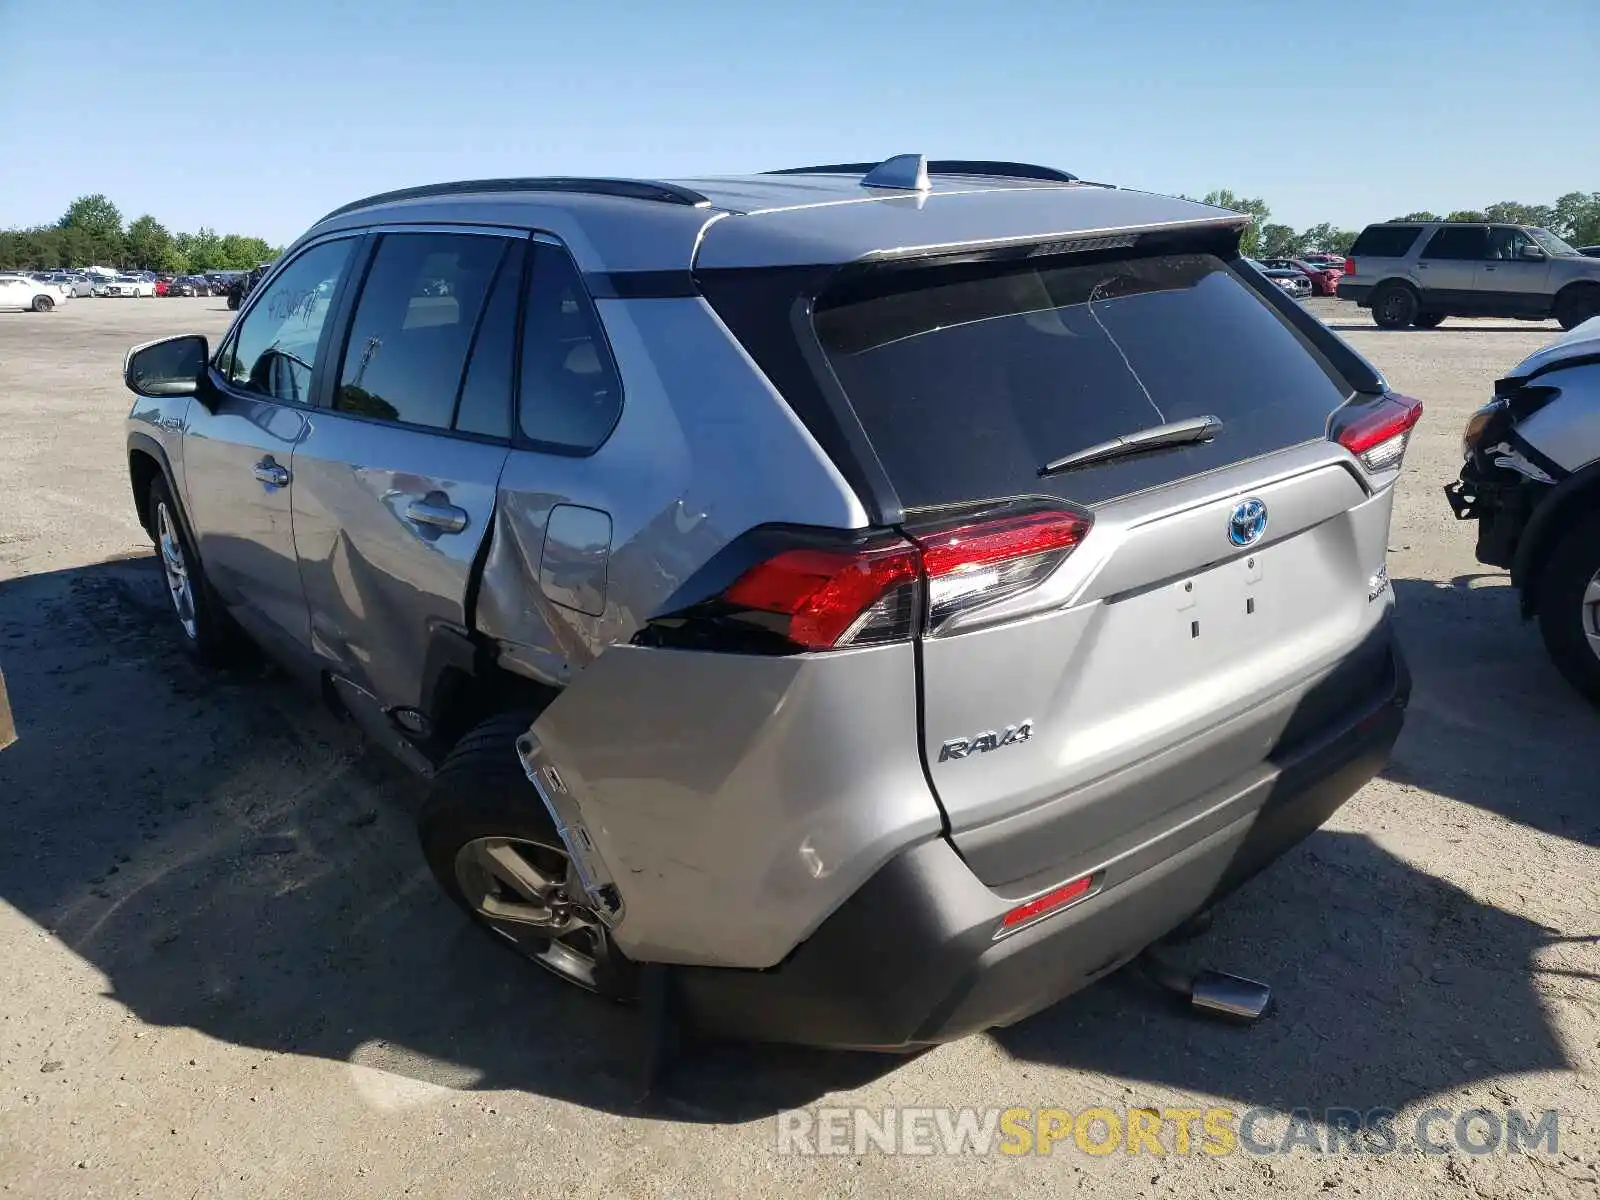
1529;228;1581;257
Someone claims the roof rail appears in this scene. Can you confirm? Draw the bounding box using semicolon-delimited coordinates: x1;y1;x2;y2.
318;177;713;223
766;158;1079;184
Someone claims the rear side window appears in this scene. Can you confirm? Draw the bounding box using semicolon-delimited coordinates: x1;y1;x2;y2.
813;252;1351;509
517;243;623;453
334;232;507;429
1349;225;1424;259
1421;226;1488;261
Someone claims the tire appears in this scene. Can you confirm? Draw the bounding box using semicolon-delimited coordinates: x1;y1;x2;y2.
1554;286;1600;333
1535;515;1600;705
1371;283;1419;330
1412;312;1446;329
418;711;637;1001
145;475;240;666
31;294;53;313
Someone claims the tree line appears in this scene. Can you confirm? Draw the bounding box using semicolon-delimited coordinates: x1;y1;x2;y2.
1190;190;1600;259
0;194;282;274
7;187;1598;275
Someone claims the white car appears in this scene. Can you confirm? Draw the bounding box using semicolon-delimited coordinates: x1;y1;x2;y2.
0;273;70;312
103;274;156;297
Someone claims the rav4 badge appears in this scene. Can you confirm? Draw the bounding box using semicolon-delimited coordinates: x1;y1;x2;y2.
939;720;1034;762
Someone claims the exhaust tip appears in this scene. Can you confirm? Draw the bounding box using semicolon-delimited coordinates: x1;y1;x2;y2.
1188;969;1272;1023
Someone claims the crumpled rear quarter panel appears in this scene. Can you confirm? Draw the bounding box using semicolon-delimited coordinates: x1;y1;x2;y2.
526;642;944;968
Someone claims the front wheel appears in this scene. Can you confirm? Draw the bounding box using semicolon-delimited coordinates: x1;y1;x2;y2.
31;294;53;312
1536;514;1600;705
146;476;241;665
418;711;637;1001
1371;284;1419;330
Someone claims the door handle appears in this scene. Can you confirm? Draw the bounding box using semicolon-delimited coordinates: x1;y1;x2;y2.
1482;265;1498;272
252;460;290;487
405;497;469;534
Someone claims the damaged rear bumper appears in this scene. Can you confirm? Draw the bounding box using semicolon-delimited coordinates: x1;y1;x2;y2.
673;635;1410;1050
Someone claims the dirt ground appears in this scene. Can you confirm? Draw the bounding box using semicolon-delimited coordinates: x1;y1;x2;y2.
0;297;1596;1199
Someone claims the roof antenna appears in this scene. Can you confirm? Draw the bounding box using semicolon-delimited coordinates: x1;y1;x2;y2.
861;154;931;192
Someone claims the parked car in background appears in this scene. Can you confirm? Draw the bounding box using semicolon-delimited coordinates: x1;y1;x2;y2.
1339;221;1600;330
46;272;97;297
1446;316;1600;703
0;272;70;311
154;278;171;297
121;158;1413;1049
225;263;271;310
103;274;156;297
1248;258;1313;299
1260;257;1341;296
167;275;212;297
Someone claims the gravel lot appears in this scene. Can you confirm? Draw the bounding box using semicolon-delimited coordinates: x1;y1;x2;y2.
1;296;1596;1199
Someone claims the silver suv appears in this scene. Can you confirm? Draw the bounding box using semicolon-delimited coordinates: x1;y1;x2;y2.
1338;220;1600;331
123;156;1413;1049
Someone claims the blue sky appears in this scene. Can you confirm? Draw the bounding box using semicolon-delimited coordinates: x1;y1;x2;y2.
2;0;1595;244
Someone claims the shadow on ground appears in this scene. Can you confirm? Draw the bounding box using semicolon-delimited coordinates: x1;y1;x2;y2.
1384;576;1599;848
0;559;1586;1124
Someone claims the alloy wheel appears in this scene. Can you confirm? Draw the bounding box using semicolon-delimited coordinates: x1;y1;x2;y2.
155;501;198;641
1583;570;1600;664
453;835;603;990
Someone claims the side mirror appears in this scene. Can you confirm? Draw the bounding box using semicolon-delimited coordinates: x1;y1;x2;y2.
124;334;209;399
1519;243;1546;261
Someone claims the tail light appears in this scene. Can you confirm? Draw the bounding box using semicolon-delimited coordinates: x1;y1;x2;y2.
1333;392;1424;473
707;507;1092;652
911;509;1091;635
1343;257;1355;275
721;537;922;650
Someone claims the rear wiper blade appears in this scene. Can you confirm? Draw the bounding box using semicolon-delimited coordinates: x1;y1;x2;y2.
1038;415;1223;477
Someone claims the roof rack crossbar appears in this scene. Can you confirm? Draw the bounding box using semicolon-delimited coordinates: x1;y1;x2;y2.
765;159;1079;184
318;177;712;223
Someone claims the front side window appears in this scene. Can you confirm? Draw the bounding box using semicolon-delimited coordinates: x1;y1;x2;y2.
517;243;623;453
1487;227;1533;260
221;238;356;403
334;232;509;429
1421;225;1488;261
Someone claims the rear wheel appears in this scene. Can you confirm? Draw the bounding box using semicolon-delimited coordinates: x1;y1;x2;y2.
31;294;53;313
1535;514;1600;705
418;711;637;1000
1554;286;1600;332
1371;283;1418;330
1412;312;1446;329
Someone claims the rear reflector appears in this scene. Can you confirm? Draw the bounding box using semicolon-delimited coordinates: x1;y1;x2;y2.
998;873;1096;936
1333;393;1424;473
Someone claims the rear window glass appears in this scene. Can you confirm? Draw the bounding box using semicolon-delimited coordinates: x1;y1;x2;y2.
813;252;1351;509
1349;226;1424;258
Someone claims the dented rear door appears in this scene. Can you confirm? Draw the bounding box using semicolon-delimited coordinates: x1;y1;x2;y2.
291;228;520;711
